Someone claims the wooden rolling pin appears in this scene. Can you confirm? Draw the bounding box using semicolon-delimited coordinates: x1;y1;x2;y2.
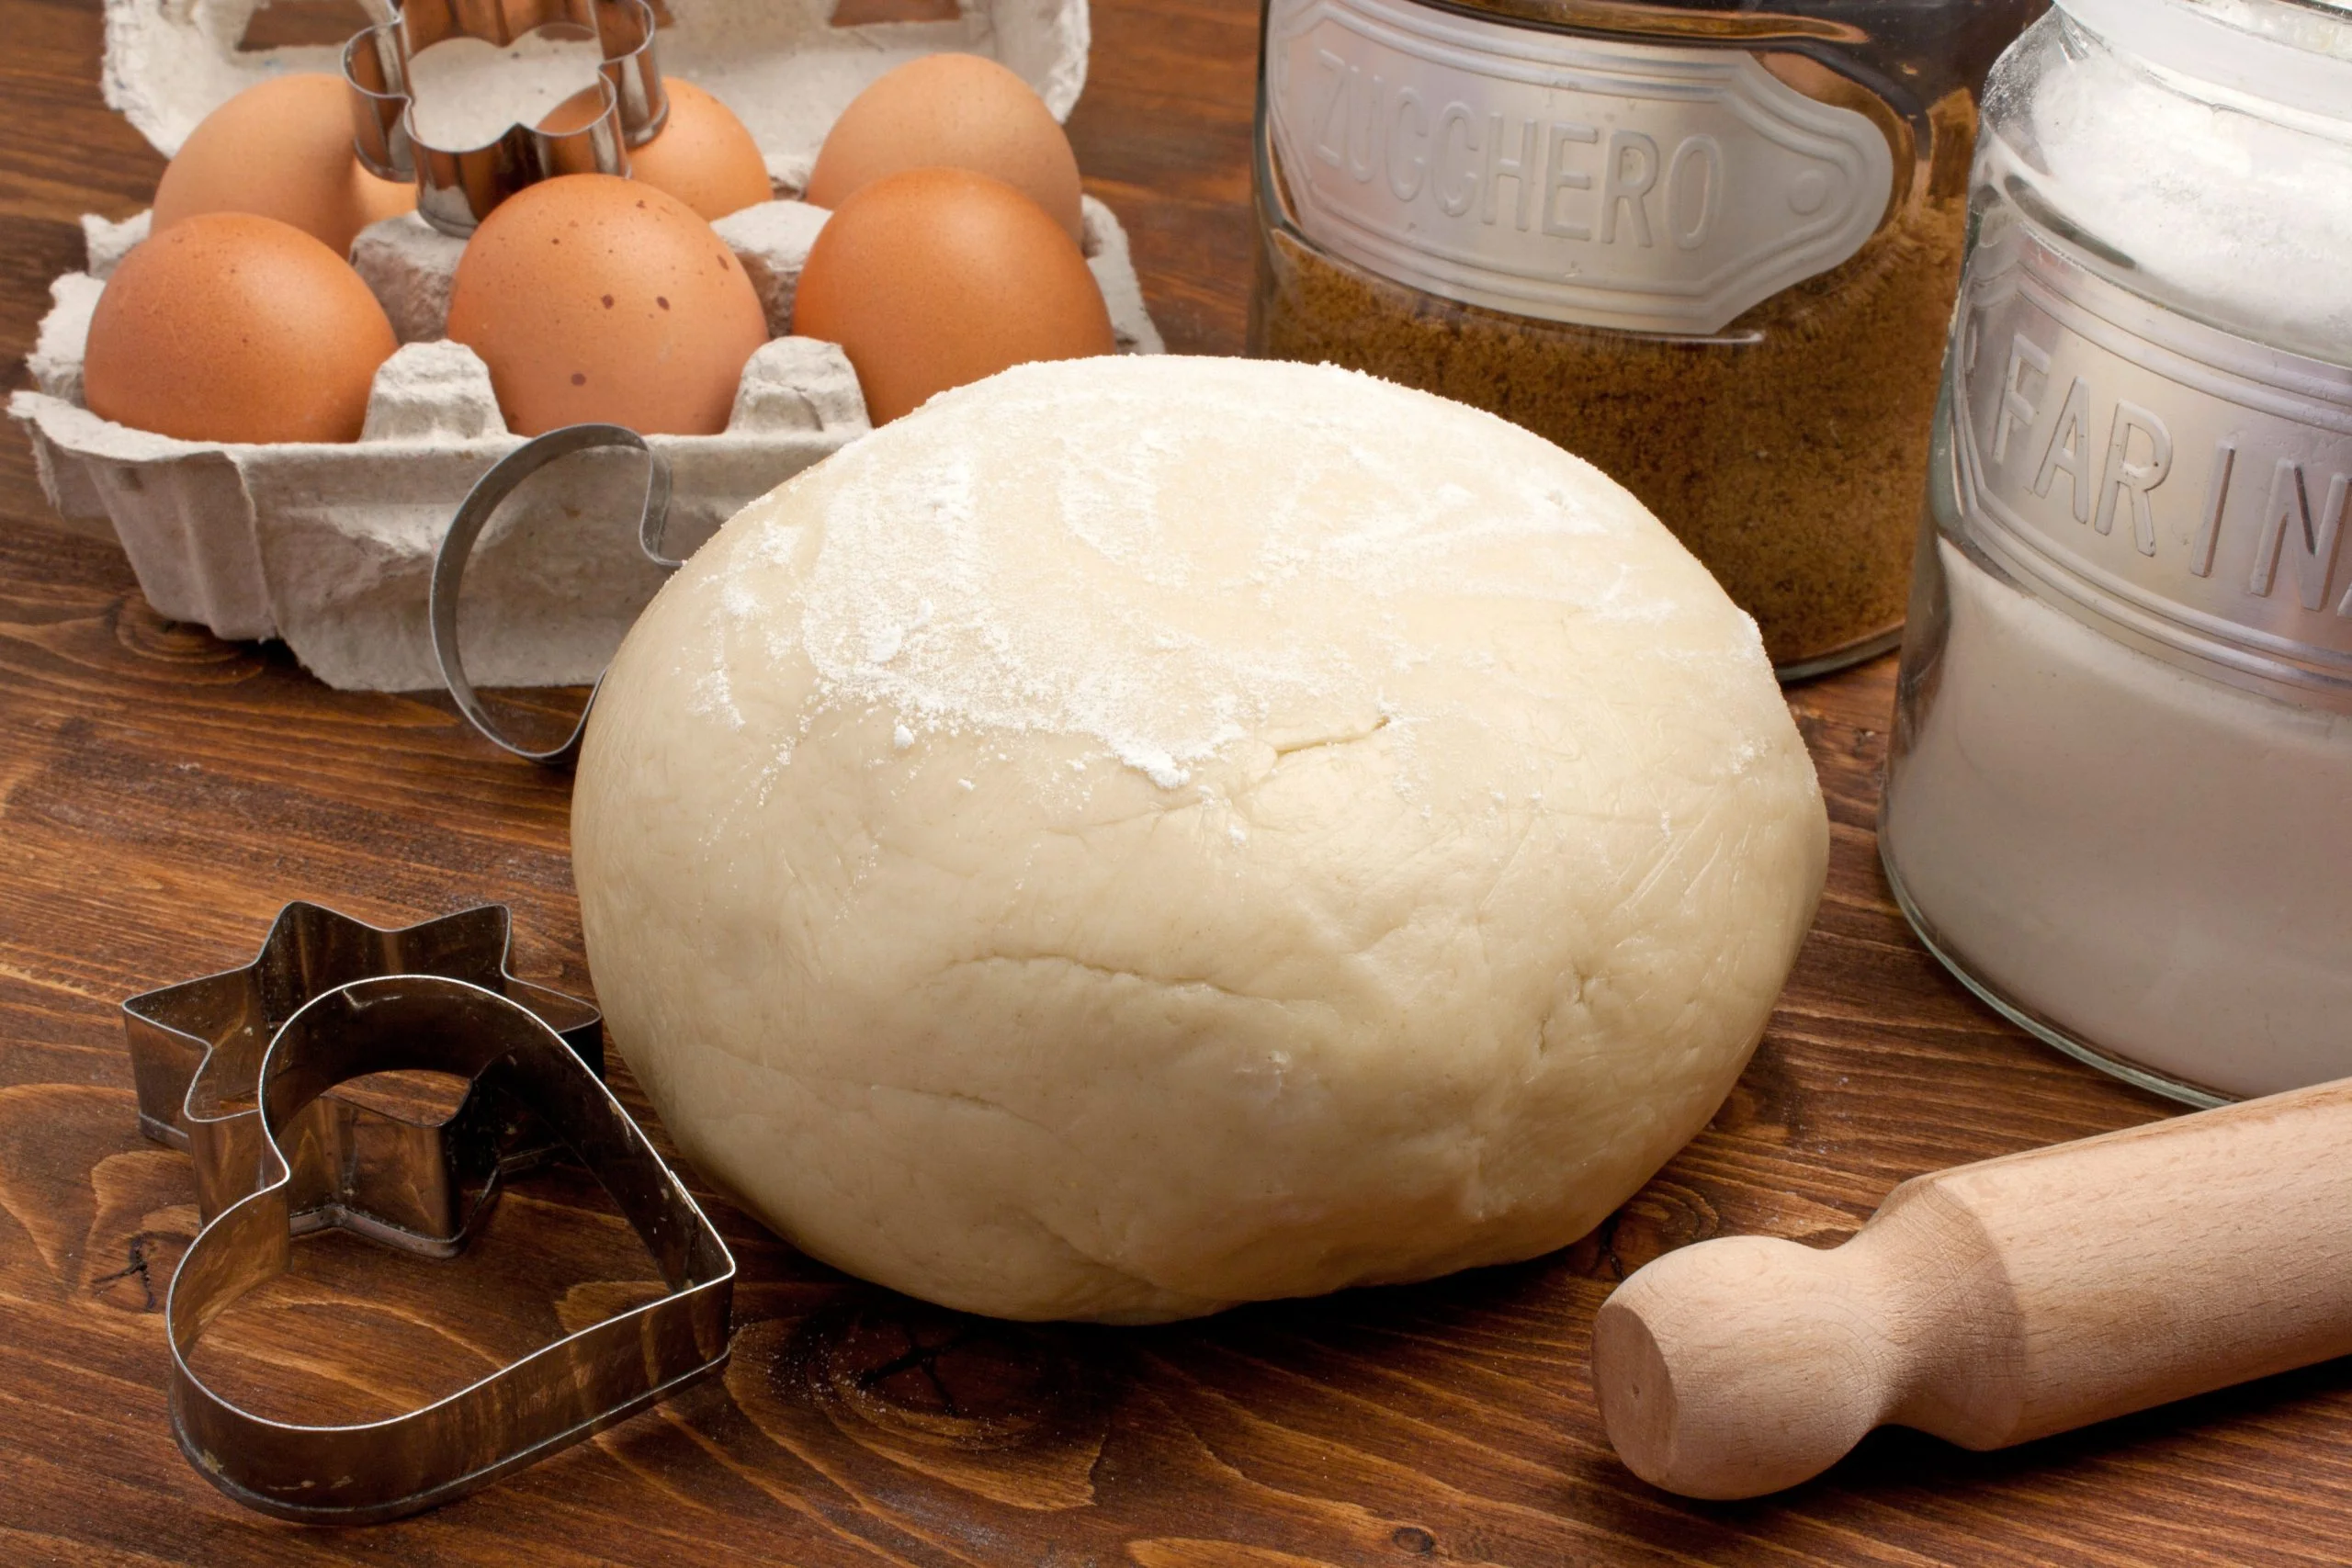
1591;1077;2352;1499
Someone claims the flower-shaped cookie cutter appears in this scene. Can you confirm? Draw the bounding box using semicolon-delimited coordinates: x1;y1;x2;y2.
344;0;672;235
130;905;734;1522
124;901;605;1255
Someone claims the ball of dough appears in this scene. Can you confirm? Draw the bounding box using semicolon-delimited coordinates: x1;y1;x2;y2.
574;356;1826;1324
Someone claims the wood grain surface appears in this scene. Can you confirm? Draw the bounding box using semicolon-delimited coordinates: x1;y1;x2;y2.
3;1;2346;1562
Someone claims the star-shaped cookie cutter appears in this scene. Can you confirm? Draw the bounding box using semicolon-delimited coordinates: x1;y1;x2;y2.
344;0;672;234
124;901;605;1257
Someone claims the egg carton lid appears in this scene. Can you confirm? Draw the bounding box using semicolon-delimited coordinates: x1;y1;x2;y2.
103;0;1088;164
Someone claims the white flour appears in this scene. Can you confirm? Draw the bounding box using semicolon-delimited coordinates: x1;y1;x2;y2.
1984;3;2352;360
403;33;605;151
1885;3;2352;1098
1884;540;2352;1098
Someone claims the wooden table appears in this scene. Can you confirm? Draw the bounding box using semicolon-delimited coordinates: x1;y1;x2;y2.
5;3;2346;1562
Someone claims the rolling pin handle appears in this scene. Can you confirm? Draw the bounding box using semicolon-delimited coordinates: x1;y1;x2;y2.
1592;1233;1914;1500
1594;1077;2352;1501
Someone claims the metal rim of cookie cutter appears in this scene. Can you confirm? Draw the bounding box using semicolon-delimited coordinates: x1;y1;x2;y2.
429;423;682;766
345;0;672;236
126;902;603;1249
127;904;735;1524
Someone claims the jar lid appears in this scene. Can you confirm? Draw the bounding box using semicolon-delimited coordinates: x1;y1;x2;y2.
2056;0;2352;118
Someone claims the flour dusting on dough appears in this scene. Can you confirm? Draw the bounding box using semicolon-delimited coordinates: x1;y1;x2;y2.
709;357;1688;787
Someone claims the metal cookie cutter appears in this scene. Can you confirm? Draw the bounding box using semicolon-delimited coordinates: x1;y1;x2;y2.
164;974;735;1523
125;901;603;1254
130;907;734;1521
345;0;671;234
429;423;683;766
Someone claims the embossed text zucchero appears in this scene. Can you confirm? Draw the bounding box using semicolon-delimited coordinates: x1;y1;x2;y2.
1262;0;1895;334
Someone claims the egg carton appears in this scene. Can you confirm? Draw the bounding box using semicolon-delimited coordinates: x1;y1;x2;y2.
7;0;1161;692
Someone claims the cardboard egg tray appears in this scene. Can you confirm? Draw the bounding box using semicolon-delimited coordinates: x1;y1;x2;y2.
8;0;1161;692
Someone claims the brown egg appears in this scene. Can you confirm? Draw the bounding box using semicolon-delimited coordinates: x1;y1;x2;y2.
84;212;397;444
806;55;1084;243
153;73;418;255
356;166;419;227
447;174;769;436
793;167;1114;424
541;77;773;221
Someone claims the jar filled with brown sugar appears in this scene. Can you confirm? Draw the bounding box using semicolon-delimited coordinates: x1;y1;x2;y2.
1249;0;2041;675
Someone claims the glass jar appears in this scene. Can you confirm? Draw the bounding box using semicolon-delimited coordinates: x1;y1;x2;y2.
1248;0;2038;675
1880;0;2352;1103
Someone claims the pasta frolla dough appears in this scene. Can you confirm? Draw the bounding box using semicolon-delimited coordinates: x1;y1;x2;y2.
572;356;1826;1322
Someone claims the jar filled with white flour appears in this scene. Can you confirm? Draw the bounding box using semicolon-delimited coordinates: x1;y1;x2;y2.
1879;0;2352;1103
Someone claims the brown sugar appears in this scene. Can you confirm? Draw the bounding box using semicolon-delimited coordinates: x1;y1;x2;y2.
1250;167;1970;673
